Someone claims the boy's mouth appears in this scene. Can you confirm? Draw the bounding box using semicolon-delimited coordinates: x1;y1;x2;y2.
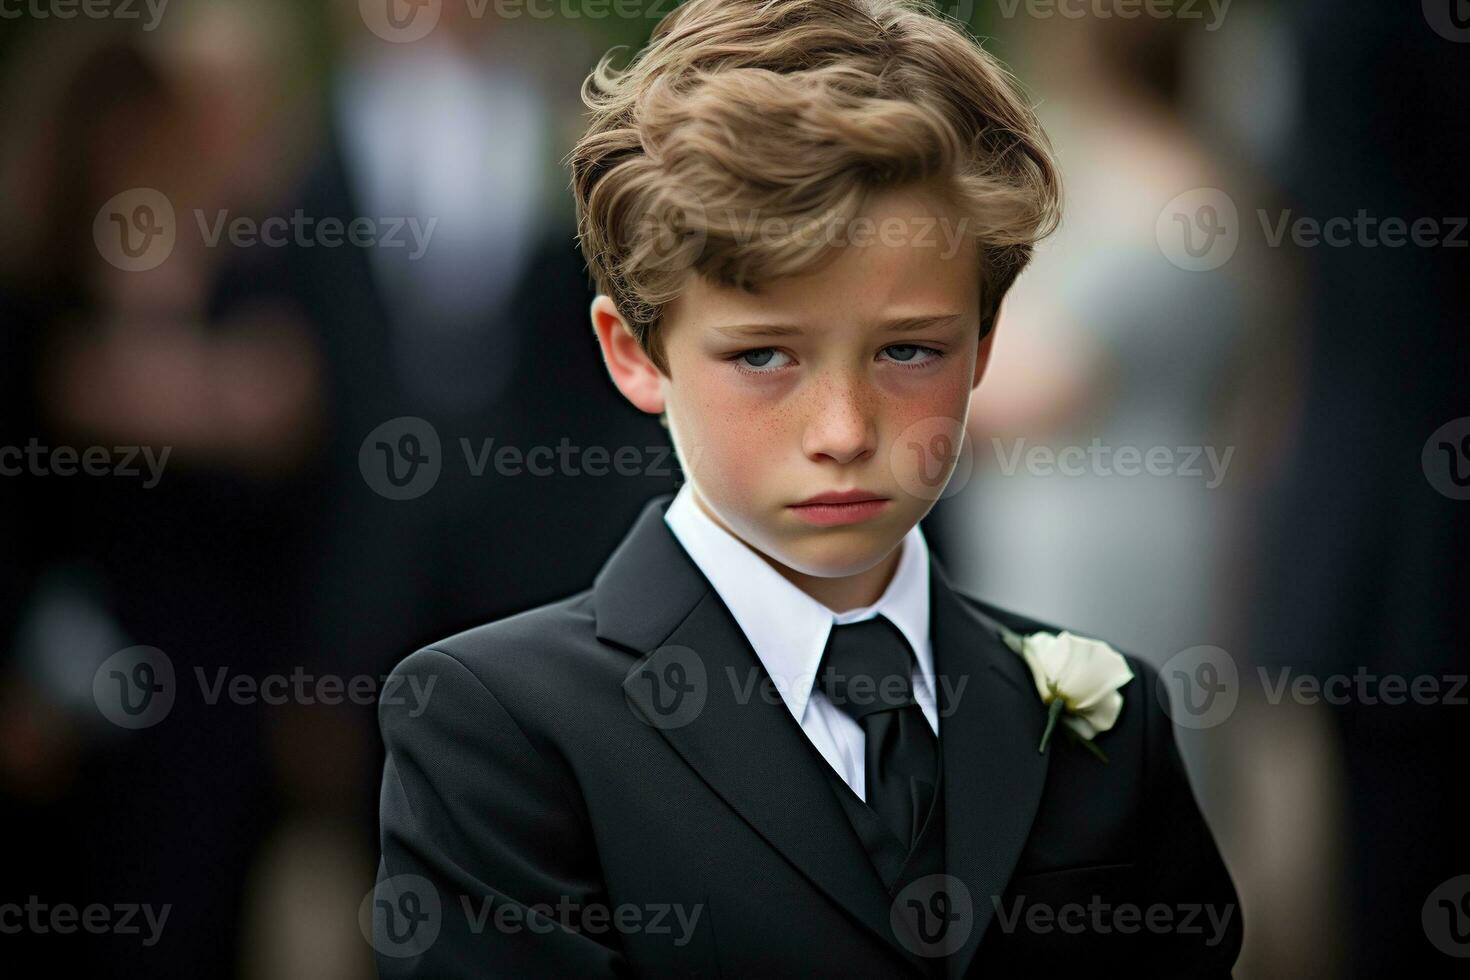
787;489;892;526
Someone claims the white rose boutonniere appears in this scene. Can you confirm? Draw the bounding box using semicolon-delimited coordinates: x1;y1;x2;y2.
998;628;1134;761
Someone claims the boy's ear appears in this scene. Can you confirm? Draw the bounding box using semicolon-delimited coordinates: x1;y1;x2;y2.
972;302;1003;389
591;295;666;415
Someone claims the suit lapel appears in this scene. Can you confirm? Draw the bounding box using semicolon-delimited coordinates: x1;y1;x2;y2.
928;558;1051;979
595;494;930;972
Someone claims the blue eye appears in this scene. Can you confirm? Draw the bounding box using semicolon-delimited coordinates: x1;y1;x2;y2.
882;344;942;365
727;344;942;375
731;348;793;373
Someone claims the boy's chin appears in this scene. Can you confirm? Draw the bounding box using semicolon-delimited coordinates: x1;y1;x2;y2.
761;525;907;580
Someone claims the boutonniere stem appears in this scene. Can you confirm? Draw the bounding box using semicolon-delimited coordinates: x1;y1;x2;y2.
998;625;1133;763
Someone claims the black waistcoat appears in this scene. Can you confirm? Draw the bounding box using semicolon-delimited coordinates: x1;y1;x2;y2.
817;752;949;976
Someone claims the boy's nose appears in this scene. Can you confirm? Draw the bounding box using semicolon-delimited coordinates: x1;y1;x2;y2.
800;374;878;465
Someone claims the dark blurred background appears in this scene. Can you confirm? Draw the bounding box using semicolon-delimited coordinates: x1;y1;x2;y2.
0;1;1465;976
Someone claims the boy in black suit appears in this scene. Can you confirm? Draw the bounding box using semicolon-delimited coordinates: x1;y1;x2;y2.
373;2;1241;976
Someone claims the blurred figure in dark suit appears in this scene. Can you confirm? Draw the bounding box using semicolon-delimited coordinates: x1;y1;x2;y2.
209;11;675;970
0;15;321;976
1248;2;1470;975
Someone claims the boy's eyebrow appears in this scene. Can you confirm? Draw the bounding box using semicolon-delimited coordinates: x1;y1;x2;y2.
712;313;967;339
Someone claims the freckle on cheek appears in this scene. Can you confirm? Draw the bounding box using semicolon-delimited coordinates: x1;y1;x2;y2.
904;374;970;422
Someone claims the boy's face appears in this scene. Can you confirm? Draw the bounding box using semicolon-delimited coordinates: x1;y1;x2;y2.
594;185;995;581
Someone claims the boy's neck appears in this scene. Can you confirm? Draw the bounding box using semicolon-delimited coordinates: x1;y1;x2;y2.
691;487;904;613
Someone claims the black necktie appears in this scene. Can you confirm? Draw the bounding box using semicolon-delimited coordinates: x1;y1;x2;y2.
817;616;939;850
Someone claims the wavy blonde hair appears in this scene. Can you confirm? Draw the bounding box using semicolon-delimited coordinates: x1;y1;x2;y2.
568;0;1061;374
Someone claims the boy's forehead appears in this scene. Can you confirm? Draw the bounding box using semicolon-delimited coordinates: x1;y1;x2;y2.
673;195;979;335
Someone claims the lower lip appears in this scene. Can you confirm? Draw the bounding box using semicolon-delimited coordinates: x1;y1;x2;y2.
787;499;891;526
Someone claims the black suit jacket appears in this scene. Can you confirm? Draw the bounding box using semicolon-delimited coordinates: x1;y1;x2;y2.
375;493;1242;978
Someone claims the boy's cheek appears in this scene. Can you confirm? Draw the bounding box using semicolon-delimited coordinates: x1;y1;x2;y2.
671;396;774;499
882;375;973;472
703;431;775;509
681;377;789;463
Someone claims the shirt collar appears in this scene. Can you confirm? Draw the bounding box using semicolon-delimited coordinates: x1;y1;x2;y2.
663;482;934;724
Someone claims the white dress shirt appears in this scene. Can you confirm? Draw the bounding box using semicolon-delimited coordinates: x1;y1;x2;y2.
663;483;937;801
337;36;549;411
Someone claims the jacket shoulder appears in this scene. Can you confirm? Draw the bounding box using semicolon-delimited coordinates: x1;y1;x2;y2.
382;587;615;697
430;588;595;658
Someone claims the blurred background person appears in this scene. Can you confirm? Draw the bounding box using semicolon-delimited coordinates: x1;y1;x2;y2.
212;4;677;976
0;6;320;975
2;3;675;975
932;2;1289;682
1242;1;1470;975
